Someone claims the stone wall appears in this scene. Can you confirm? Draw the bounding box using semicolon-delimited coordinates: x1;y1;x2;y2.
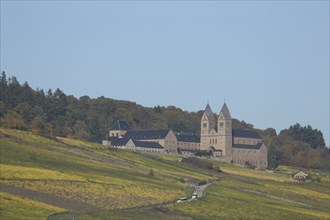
232;143;268;168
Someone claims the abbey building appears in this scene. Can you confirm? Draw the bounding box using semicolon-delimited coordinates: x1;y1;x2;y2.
200;103;268;168
102;102;268;168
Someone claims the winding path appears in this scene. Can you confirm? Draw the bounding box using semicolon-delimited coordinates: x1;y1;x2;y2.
1;177;219;219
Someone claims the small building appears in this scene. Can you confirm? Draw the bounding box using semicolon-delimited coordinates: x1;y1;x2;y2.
292;170;308;180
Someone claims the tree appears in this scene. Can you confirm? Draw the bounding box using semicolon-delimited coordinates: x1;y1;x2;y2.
0;101;5;117
307;149;321;169
268;145;278;170
0;110;25;129
263;128;277;137
0;72;8;105
14;102;34;125
30;116;45;134
73;120;90;139
279;123;325;149
6;76;22;108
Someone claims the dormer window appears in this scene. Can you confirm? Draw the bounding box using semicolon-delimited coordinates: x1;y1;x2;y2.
203;123;207;128
220;122;224;128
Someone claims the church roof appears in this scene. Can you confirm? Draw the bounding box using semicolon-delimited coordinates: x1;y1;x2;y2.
232;129;261;139
109;137;130;146
232;142;264;150
133;140;164;149
219;102;231;118
204;104;213;118
111;119;132;131
124;129;170;140
175;133;200;143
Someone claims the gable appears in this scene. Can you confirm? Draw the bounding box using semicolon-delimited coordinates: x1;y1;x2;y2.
111;120;132;131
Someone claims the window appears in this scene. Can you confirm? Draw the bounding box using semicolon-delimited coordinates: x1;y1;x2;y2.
203;123;207;128
219;122;224;128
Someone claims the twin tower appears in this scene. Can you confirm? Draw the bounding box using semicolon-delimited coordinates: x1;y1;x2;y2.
200;103;233;157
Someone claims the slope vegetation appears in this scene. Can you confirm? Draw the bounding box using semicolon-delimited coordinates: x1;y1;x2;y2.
0;128;329;220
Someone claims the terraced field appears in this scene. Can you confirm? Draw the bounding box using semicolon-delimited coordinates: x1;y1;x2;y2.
1;128;329;219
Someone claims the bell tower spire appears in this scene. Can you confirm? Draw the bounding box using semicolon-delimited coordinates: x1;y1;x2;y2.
200;103;215;150
216;102;233;156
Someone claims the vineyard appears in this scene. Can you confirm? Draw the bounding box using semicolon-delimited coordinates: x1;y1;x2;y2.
0;128;329;219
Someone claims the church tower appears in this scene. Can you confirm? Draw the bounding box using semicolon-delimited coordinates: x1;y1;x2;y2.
216;102;233;156
200;104;215;150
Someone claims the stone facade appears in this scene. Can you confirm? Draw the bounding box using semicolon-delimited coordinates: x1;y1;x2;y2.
232;143;268;167
200;103;233;157
102;102;268;168
176;133;200;151
200;103;268;168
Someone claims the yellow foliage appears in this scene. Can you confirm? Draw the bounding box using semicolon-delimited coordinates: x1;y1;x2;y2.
218;163;293;182
0;164;85;181
2;179;184;210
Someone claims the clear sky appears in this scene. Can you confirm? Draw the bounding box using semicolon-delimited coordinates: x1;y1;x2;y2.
1;1;329;146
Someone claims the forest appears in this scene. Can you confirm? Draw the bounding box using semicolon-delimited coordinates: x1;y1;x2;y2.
0;72;329;170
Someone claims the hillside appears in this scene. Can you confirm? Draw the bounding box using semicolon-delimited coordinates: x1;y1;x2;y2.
0;128;329;219
0;73;329;170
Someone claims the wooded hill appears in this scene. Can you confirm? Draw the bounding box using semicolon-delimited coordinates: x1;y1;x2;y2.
0;72;329;170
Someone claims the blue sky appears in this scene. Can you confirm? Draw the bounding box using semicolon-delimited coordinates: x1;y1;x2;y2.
1;1;329;146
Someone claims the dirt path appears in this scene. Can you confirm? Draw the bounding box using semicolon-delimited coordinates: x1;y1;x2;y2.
194;181;214;198
1;178;218;219
240;189;312;208
0;184;99;214
180;178;219;203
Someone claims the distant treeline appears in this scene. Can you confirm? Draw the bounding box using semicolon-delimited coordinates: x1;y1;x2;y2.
0;72;329;170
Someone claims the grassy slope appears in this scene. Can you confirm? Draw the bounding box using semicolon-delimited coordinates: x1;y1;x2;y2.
0;191;65;220
169;162;330;220
1;128;329;220
0;129;211;219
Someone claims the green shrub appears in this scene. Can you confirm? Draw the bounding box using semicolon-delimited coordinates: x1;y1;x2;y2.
197;180;207;186
182;157;214;170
